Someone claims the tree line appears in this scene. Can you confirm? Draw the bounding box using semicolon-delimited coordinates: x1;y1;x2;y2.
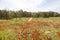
0;10;60;19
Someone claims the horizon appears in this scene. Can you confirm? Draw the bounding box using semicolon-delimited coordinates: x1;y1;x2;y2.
0;0;60;12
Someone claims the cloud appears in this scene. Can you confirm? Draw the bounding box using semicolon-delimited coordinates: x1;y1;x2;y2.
37;0;60;12
45;0;60;11
0;0;44;11
0;0;60;12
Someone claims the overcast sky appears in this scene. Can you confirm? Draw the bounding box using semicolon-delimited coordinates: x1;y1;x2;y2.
0;0;60;12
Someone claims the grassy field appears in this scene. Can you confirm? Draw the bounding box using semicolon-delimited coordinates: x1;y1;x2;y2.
0;17;60;40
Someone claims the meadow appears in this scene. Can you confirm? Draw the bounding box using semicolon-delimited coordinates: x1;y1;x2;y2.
0;17;60;40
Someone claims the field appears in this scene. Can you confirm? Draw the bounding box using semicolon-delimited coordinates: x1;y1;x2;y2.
0;17;60;40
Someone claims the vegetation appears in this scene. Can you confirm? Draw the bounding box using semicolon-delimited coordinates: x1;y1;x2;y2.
0;17;60;40
0;9;60;40
0;10;60;19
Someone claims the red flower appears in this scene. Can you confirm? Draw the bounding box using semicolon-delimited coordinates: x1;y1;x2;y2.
56;32;60;36
31;34;35;40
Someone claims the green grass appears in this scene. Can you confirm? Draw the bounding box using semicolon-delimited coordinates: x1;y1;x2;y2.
9;17;60;24
0;17;60;40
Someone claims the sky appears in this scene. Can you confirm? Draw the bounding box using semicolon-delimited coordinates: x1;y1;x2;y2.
0;0;60;12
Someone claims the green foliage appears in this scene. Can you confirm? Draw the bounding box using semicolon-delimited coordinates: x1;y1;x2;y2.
0;10;60;20
0;29;16;40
